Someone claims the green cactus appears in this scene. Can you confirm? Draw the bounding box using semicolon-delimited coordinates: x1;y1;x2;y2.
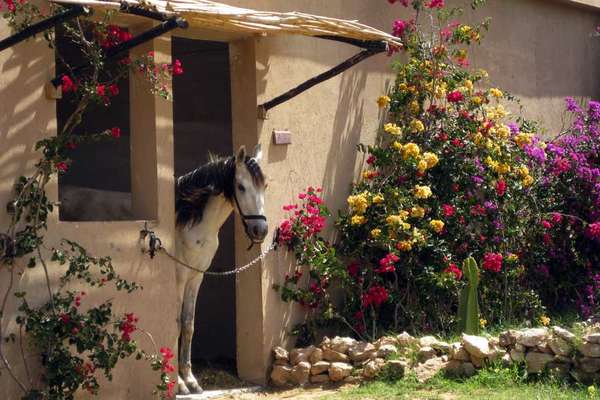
457;256;481;334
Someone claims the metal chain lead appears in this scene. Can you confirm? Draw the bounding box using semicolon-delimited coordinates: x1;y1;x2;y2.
158;241;276;276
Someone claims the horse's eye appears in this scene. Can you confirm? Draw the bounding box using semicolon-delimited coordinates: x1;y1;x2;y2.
237;184;245;192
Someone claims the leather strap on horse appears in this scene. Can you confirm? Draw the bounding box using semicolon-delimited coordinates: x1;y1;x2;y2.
231;190;267;251
139;222;278;277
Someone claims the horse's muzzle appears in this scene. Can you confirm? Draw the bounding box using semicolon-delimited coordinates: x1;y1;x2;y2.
247;219;268;243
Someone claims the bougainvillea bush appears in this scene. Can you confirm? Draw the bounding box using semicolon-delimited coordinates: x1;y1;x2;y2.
277;0;599;340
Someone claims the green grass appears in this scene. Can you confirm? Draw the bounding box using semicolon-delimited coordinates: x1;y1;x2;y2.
326;366;597;400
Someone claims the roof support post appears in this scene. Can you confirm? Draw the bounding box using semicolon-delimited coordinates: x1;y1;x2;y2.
258;47;383;118
0;6;91;53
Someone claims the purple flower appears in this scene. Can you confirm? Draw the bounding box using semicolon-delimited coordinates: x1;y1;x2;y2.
471;175;484;185
508;122;520;135
565;97;583;114
588;100;600;121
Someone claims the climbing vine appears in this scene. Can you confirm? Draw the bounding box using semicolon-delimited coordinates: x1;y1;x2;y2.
0;2;181;399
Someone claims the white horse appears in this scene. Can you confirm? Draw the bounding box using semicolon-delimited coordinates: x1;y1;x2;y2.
174;144;267;394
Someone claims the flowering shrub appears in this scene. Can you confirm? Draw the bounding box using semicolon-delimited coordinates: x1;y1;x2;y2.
0;3;178;399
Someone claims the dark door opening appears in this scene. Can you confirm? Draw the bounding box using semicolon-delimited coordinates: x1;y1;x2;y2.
172;37;238;387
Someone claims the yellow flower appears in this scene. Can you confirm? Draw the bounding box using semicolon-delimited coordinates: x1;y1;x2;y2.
397;240;412;252
384;123;402;136
495;124;510;139
423;152;439;169
347;193;369;215
412;228;426;243
370;228;382;238
522;175;534;187
507;253;519;263
478;69;489;79
479;318;488;328
474;132;484;145
460;25;472;34
392;141;403;151
518;165;530;178
434;82;447;99
386;215;403;226
489;88;503;98
410;119;425;133
494;163;511;175
398;210;409;219
372;194;385;204
377;95;391;108
401;222;411;230
409;100;420;114
410;206;425;218
402;142;420;160
464;79;473;92
351;215;366;225
429;219;445;233
539;315;551;327
514;132;533;148
417;159;428;173
414;185;432;199
471;96;482;106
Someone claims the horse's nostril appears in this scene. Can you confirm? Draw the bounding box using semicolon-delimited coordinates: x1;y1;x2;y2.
253;226;259;236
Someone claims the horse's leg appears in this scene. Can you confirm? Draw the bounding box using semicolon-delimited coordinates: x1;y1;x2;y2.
176;270;191;395
179;273;204;394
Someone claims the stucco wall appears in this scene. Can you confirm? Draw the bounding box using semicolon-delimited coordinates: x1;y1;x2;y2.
0;0;599;398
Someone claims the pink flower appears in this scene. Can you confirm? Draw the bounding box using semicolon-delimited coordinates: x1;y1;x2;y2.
172;59;184;75
482;253;503;273
377;253;399;273
426;0;445;9
541;220;552;229
442;204;455;217
61;75;77;93
55;162;68;172
447;90;464;103
551;213;563;224
587;222;600;241
392;19;408;37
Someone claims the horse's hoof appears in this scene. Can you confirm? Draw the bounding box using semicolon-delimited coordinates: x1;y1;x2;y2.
185;380;203;394
178;376;191;395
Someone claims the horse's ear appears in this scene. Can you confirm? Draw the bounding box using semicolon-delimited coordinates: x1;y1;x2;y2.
252;144;263;163
236;145;246;164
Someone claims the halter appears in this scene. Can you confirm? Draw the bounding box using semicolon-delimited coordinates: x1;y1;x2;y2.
232;189;267;249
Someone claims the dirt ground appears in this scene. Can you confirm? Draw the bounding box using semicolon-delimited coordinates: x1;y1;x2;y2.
213;386;347;400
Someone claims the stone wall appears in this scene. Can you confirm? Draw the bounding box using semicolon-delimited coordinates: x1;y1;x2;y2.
270;323;600;386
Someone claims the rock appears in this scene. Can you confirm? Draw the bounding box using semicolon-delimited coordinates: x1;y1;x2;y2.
274;359;289;366
547;362;571;379
418;346;437;362
517;328;548;348
444;360;464;377
579;357;600;373
397;332;417;347
501;352;512;367
290;346;315;365
310;374;330;384
348;342;377;363
432;341;450;353
462;362;476;377
329;336;358;354
309;348;323;364
570;369;600;385
449;342;470;362
328;362;353;382
548;336;572;357
514;343;526;352
470;356;485;369
271;365;292;386
498;330;520;348
362;358;386;379
376;336;399;348
273;346;289;362
487;348;505;363
536;342;554;354
343;375;362;384
320;336;331;348
462;334;491;358
510;349;525;363
525;351;554;373
419;336;439;348
385;359;406;378
290;361;311;385
323;348;349;363
415;357;448;383
579;342;600;358
585;333;600;344
310;361;330;376
377;344;398;358
554;355;572;364
552;326;576;343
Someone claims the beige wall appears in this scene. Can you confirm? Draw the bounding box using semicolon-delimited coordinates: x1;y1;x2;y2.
0;0;599;398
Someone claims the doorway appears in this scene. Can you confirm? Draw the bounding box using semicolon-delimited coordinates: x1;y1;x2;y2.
172;37;238;384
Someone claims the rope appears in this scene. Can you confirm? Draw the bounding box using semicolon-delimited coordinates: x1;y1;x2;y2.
139;223;278;277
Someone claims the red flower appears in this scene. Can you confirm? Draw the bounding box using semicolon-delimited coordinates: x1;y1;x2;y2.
61;75;77;93
366;155;376;165
66;142;77;150
587;222;600;241
166;381;176;397
377;253;399;273
347;262;360;278
108;84;119;96
551;213;563;224
59;313;70;324
392;19;408;37
446;90;464;103
96;85;105;97
482;252;503;273
442;204;455;217
426;0;445;8
55;162;68;172
172;59;184;75
361;285;389;308
541;220;552;229
444;263;462;280
110;127;121;138
495;179;507;197
119;313;139;342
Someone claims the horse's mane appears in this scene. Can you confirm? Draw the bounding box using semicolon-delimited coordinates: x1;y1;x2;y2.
175;154;264;227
